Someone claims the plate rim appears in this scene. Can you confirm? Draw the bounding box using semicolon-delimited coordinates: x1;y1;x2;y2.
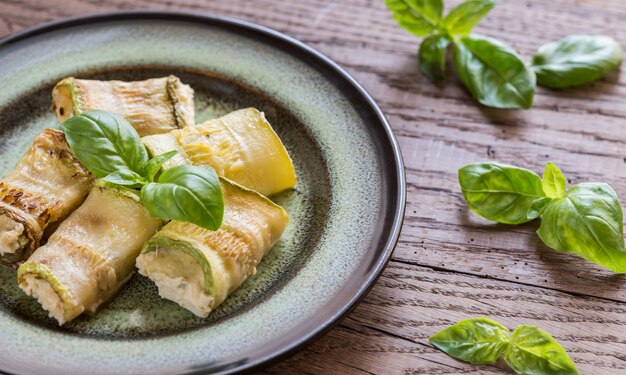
0;11;407;375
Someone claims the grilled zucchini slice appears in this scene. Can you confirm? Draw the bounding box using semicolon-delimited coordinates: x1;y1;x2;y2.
0;129;94;267
142;107;296;196
17;181;162;324
136;177;288;317
52;76;195;137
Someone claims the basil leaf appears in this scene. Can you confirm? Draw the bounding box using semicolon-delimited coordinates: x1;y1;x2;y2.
102;168;148;188
443;0;496;36
504;325;579;375
531;35;623;89
419;34;451;82
141;165;224;230
429;317;510;364
385;0;443;37
527;197;552;220
143;150;179;182
453;34;535;109
459;162;546;224
537;183;626;273
61;110;149;178
542;162;566;199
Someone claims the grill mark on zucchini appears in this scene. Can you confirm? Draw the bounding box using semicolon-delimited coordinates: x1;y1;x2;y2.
0;129;95;266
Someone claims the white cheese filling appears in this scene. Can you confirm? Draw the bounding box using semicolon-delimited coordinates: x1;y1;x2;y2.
0;215;27;255
137;249;213;318
19;275;66;325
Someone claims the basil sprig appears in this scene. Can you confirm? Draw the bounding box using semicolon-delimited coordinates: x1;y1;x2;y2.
386;0;533;108
459;161;626;273
385;0;623;109
430;318;579;374
61;110;224;230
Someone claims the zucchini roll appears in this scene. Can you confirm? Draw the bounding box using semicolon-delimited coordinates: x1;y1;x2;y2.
0;129;94;267
52;76;195;137
17;181;162;325
136;178;288;318
142;108;297;196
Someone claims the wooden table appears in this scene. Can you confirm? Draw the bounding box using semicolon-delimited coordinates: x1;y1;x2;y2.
2;0;626;373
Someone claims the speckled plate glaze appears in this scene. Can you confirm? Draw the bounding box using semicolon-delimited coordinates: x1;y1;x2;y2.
0;12;405;375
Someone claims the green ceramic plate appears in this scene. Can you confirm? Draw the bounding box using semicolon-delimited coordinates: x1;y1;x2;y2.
0;12;405;375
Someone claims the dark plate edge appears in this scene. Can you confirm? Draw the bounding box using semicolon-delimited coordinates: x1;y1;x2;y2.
0;11;407;375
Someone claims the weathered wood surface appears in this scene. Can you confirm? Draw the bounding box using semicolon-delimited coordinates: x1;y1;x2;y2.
2;0;626;373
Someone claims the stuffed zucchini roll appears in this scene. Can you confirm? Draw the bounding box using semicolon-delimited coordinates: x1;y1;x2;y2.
142;108;296;196
17;181;162;325
52;76;195;137
136;178;288;318
0;129;94;267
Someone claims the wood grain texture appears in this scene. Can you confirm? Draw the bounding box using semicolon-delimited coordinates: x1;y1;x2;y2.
2;0;626;373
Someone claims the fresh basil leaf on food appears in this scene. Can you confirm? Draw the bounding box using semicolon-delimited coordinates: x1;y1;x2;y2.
459;162;546;224
453;34;535;109
531;35;623;89
504;325;579;375
443;0;496;36
102;168;148;188
419;34;451;81
142;150;179;182
61;110;149;178
385;0;444;37
542;162;566;199
141;165;224;230
429;317;510;364
537;182;626;273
